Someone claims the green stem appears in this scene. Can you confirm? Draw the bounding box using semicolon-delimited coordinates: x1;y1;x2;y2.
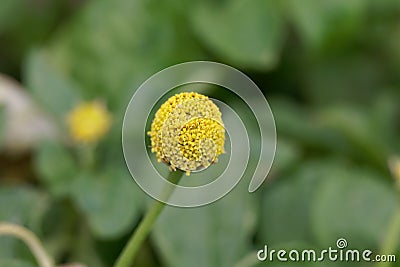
113;171;183;267
377;205;400;267
79;144;96;170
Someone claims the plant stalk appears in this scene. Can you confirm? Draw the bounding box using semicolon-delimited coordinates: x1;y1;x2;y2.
113;170;183;267
0;223;54;267
377;205;400;267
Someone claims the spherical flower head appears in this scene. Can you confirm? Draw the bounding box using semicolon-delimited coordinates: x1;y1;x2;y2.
67;101;111;144
148;92;225;175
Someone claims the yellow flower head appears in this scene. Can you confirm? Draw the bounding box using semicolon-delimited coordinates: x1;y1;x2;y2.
67;101;111;144
148;92;225;175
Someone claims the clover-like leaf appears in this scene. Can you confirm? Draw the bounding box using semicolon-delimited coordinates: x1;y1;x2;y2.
71;168;143;239
191;0;284;69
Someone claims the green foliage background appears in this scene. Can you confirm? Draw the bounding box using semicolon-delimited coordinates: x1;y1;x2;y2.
1;0;400;266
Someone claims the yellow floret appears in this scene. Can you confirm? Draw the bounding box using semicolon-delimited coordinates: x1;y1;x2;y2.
67;101;111;144
147;92;225;175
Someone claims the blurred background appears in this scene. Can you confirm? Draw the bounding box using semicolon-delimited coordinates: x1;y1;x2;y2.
1;0;400;266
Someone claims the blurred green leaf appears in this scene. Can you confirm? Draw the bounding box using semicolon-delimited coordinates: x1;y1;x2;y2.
311;168;398;249
24;50;81;117
0;259;35;267
0;1;24;33
0;186;47;259
318;105;388;169
285;0;365;51
153;181;257;267
0;186;46;227
49;0;203;109
271;138;301;175
34;142;78;197
40;200;79;263
370;92;400;153
261;159;399;252
301;56;383;105
71;168;143;239
69;224;106;267
270;98;349;153
0;0;60;37
191;0;284;69
0;0;62;75
271;98;392;170
260;161;334;246
385;24;400;74
367;0;400;15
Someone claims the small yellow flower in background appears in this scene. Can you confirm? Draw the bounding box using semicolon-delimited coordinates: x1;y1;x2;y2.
148;92;225;175
67;101;111;144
